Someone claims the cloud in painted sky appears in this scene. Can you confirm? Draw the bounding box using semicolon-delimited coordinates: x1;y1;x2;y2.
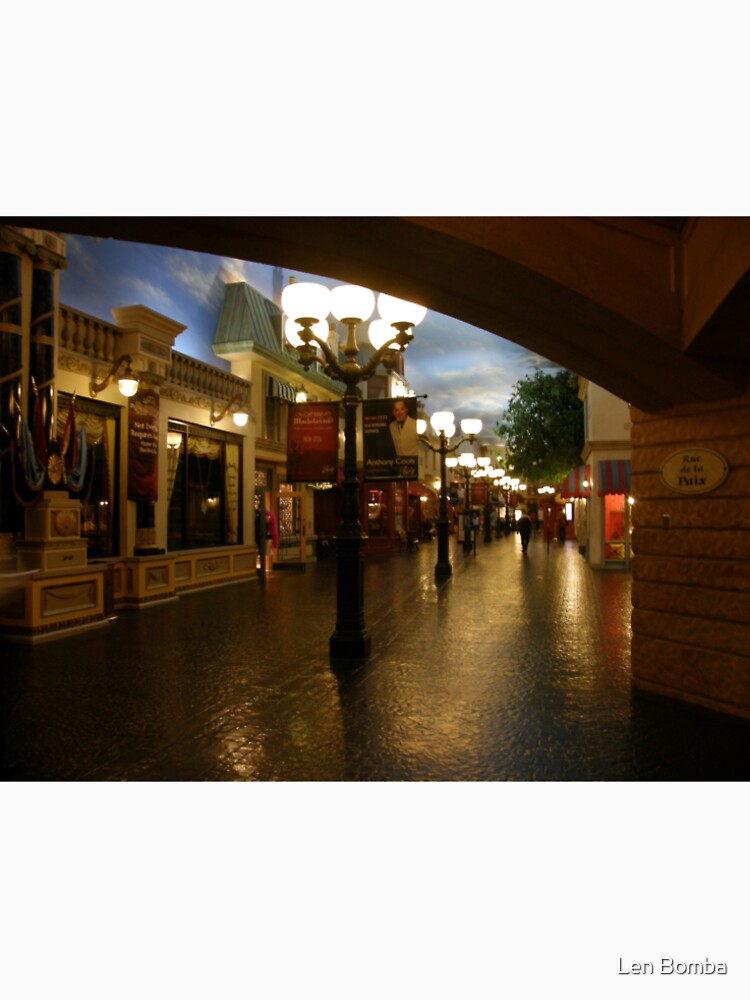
123;277;176;314
59;236;562;429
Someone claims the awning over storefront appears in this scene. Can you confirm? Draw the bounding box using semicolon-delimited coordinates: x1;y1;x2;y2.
556;464;590;498
266;376;297;402
598;459;631;495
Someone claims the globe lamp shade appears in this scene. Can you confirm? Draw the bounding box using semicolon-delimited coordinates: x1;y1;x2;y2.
118;375;139;397
460;418;482;437
330;284;375;323
430;411;455;434
281;281;331;323
367;319;399;351
376;292;427;327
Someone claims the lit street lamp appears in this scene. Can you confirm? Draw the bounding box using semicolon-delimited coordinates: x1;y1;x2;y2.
476;457;494;542
417;413;482;577
282;280;426;663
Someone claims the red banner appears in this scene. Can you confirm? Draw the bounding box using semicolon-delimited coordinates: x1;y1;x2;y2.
127;387;159;501
286;402;340;482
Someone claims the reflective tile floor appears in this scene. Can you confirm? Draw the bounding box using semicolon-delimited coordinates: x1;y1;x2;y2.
3;533;750;781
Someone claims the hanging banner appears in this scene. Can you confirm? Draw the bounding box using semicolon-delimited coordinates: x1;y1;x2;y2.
127;387;159;501
286;402;340;482
363;397;419;482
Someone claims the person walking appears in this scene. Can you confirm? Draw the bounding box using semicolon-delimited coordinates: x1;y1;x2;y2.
518;512;532;553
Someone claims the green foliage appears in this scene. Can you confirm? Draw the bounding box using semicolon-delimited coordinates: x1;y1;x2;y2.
495;369;584;485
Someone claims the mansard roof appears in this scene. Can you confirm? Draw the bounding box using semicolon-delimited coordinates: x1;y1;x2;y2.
213;280;283;356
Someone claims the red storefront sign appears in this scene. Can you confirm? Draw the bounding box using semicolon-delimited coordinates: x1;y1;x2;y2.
127;388;159;501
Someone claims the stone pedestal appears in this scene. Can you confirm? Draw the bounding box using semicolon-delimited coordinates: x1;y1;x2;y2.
17;492;87;572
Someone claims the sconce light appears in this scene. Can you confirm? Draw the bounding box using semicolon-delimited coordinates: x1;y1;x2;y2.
167;431;183;450
90;354;139;398
295;386;308;403
210;395;249;427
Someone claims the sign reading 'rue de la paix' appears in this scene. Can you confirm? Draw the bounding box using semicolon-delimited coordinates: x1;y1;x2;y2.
659;448;729;495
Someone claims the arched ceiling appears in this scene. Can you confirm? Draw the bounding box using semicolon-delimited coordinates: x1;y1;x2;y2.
8;215;750;412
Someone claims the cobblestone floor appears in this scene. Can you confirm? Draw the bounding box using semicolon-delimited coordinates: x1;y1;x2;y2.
3;532;750;780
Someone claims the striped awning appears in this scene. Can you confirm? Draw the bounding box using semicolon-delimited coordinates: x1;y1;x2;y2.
556;464;591;498
598;459;631;495
266;377;297;402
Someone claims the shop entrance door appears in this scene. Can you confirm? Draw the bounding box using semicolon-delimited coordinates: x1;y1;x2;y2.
276;485;306;565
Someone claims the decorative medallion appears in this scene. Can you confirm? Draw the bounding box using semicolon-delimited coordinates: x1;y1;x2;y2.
53;509;80;537
47;453;65;485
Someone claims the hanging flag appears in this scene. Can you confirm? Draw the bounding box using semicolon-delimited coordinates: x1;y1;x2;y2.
61;394;79;473
19;418;45;490
66;429;88;493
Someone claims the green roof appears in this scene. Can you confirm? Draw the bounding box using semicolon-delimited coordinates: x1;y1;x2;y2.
213;281;283;356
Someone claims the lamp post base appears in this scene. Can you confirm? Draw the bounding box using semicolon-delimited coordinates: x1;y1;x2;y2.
329;630;372;664
434;517;452;578
329;528;370;667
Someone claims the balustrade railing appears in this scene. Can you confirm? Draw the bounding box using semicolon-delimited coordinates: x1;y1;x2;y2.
58;304;250;407
167;352;250;408
59;304;120;362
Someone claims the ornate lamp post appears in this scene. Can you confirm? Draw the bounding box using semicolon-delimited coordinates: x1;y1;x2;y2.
500;474;512;533
476;457;494;542
417;413;482;577
458;452;478;553
281;280;426;663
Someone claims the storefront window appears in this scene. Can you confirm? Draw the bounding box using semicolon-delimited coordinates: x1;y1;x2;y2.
167;421;242;550
604;493;628;563
58;394;120;559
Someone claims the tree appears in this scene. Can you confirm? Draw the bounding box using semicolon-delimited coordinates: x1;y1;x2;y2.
495;369;584;485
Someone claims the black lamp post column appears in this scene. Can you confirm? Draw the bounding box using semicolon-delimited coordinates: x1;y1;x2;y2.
329;378;370;661
434;433;452;577
483;480;493;543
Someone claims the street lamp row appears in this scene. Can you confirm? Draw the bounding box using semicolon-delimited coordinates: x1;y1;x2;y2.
417;413;482;577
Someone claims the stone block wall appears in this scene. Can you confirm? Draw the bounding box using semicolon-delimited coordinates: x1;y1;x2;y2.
630;389;750;717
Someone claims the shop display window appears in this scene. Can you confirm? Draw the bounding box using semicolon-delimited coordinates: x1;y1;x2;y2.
58;394;120;559
167;421;242;550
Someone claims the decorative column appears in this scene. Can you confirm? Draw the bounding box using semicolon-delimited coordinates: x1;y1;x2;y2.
110;306;186;555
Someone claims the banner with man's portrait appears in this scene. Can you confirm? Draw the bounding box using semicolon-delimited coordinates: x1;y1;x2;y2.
362;397;419;482
286;402;340;482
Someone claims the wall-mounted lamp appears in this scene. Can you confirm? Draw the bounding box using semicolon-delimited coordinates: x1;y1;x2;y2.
295;385;308;403
210;395;249;427
90;354;139;398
